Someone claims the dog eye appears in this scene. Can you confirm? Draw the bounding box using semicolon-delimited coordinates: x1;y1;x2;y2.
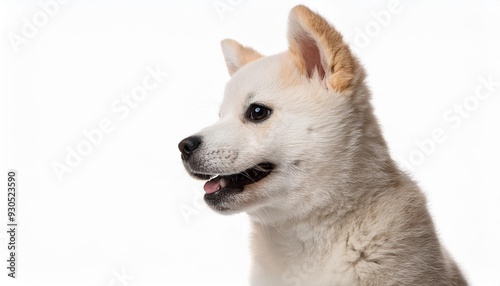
246;104;272;122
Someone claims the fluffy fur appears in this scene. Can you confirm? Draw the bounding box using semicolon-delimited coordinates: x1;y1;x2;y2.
179;5;467;285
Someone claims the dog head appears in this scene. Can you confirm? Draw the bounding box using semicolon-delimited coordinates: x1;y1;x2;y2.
179;5;368;222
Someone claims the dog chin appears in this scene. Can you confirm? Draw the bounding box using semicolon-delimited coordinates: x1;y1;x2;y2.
203;183;270;215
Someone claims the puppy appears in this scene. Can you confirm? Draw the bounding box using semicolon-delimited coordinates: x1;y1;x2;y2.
179;5;467;285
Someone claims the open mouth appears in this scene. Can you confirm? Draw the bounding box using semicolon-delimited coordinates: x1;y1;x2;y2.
201;162;274;197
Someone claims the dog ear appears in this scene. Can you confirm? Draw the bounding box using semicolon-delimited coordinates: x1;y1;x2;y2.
288;5;357;92
221;39;263;76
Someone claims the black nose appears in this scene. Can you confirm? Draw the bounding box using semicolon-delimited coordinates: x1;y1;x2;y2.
178;136;202;160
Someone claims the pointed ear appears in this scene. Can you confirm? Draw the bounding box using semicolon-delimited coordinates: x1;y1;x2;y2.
288;5;357;92
221;39;263;76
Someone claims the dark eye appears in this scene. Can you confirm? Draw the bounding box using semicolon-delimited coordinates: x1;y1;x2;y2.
246;104;272;122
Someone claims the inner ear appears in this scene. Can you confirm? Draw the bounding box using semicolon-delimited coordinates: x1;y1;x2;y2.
297;34;326;79
287;5;358;93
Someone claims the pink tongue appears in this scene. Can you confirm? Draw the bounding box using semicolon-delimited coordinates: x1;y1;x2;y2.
203;177;221;194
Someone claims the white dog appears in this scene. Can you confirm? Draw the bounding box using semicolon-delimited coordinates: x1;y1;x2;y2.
179;5;467;285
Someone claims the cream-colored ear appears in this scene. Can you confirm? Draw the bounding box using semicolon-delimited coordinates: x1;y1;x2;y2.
288;5;357;92
221;39;263;76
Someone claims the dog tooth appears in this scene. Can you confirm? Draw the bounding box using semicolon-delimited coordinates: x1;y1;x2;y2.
220;178;227;189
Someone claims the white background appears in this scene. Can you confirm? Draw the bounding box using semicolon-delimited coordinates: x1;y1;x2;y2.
1;0;499;285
